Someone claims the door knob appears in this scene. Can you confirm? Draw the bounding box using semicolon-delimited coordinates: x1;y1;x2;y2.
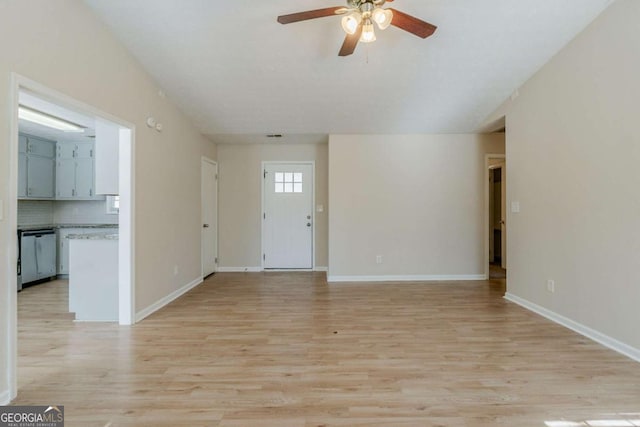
307;215;311;219
203;224;210;228
307;223;311;227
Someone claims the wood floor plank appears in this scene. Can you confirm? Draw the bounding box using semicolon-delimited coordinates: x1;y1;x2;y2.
13;273;640;426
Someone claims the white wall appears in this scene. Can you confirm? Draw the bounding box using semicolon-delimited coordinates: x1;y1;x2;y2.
216;143;328;269
504;0;640;353
0;0;215;402
328;134;505;280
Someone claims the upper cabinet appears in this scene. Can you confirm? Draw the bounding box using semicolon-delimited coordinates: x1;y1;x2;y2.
18;134;56;200
94;119;120;195
55;141;103;200
18;133;104;201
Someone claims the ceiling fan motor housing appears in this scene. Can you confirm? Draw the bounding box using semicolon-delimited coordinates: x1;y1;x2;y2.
347;0;387;8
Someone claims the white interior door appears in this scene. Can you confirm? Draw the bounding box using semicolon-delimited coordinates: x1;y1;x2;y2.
201;158;218;277
263;163;313;269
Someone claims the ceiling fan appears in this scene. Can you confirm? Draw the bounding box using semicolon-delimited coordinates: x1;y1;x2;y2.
277;0;437;57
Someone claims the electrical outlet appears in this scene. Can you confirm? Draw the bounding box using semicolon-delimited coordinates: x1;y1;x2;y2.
547;279;555;293
173;265;179;276
376;255;383;265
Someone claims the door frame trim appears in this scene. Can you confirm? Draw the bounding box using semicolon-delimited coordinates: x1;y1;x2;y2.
261;161;315;271
201;157;218;278
484;154;506;280
6;73;136;402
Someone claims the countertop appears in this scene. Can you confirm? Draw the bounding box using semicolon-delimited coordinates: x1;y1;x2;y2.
18;224;118;231
67;232;119;241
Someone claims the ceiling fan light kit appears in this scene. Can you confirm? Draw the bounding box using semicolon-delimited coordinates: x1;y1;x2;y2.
341;13;361;35
277;0;437;56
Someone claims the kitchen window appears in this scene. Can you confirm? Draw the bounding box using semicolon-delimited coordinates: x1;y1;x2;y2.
106;195;120;214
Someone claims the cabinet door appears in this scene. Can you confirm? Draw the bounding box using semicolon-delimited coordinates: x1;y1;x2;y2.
27;156;55;198
27;137;56;158
21;236;38;284
58;229;82;275
57;230;66;274
95;120;119;195
57;142;76;159
75;143;93;159
18;153;28;198
75;158;94;198
19;134;28;153
56;159;76;198
36;234;57;278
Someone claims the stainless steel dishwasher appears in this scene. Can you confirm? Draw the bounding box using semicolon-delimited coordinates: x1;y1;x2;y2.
17;228;57;291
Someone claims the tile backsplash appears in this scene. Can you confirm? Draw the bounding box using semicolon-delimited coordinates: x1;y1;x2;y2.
54;200;118;225
18;200;118;226
17;200;54;225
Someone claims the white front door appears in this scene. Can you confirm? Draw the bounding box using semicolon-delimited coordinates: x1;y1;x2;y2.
201;158;218;277
263;163;313;269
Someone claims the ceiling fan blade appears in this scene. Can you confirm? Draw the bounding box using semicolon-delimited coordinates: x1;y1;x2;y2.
388;8;437;39
338;25;362;57
277;7;345;24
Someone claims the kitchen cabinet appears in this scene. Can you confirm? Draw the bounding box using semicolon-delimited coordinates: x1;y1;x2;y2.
18;153;27;198
27;156;55;198
56;141;104;200
95;119;120;195
69;236;119;321
57;227;118;275
18;134;56;200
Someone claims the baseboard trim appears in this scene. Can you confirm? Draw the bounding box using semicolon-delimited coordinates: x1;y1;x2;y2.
327;274;485;283
218;266;328;273
217;267;262;273
135;277;203;323
0;390;10;405
504;293;640;363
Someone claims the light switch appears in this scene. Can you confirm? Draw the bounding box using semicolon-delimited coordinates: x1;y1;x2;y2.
511;201;520;213
316;204;324;213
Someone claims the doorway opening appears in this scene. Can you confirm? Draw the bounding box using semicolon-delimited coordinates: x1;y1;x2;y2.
261;162;315;270
6;74;135;402
485;154;506;280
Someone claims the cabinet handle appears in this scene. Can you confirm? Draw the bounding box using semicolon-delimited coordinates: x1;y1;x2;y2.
35;239;41;273
72;189;76;197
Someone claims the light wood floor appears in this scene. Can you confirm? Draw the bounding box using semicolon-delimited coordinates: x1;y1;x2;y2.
14;274;640;427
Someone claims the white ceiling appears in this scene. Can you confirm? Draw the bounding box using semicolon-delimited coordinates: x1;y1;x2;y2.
84;0;612;139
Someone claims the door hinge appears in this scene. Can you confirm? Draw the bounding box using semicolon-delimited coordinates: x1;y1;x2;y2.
215;173;218;180
264;170;267;179
263;254;266;261
215;257;218;264
263;212;266;220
